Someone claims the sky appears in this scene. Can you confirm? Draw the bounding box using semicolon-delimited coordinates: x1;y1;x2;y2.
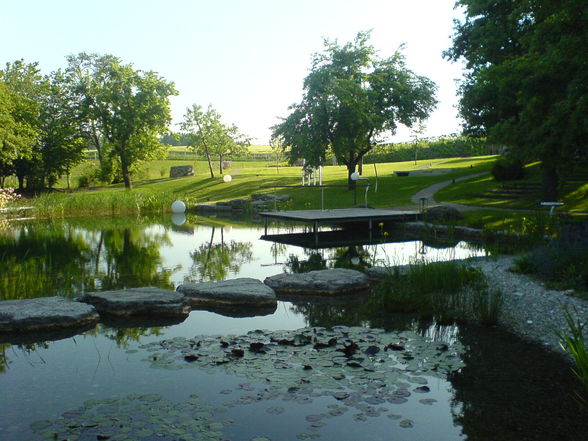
1;0;466;144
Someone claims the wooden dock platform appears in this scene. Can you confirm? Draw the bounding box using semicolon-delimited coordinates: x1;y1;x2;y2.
259;208;421;245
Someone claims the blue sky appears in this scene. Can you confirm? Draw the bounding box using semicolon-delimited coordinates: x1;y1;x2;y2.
1;0;465;144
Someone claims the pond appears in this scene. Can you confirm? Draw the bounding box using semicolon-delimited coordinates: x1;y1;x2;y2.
0;214;586;441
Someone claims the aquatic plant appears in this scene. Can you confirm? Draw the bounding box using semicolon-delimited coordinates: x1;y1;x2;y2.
31;190;184;218
377;260;502;324
558;308;588;403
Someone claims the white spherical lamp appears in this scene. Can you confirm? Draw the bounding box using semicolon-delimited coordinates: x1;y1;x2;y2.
171;200;186;214
350;172;360;181
350;256;360;265
223;175;232;183
171;213;186;226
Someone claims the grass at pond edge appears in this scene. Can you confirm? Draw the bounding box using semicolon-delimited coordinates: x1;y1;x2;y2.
376;260;503;325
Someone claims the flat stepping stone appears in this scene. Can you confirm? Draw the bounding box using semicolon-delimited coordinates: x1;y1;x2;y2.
0;296;99;333
177;278;277;308
79;287;190;318
264;268;370;295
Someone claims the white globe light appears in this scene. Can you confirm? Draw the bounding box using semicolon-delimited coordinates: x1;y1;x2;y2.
171;200;186;214
350;256;360;265
171;213;186;226
350;172;360;181
223;175;232;183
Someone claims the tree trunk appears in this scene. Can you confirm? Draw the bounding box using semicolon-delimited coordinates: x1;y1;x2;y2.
347;163;357;190
541;163;559;201
16;174;24;191
358;157;363;175
219;153;223;175
205;147;215;178
121;155;133;189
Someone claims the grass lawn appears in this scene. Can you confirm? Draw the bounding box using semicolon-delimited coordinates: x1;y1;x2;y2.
10;154;587;230
126;155;498;210
436;161;588;213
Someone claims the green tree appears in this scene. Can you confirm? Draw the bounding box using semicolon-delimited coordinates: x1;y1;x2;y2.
445;0;588;200
272;31;437;188
0;60;44;189
181;104;250;178
0;82;34;177
66;53;177;188
33;71;86;189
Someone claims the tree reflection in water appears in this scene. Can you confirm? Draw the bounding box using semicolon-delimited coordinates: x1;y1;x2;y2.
187;226;253;282
0;219;177;300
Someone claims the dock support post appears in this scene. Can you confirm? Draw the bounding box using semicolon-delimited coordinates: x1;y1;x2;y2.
314;221;319;247
264;216;268;235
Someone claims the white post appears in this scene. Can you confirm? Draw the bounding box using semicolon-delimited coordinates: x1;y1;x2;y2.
319;166;323;186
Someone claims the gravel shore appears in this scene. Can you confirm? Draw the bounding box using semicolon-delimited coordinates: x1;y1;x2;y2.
470;255;588;357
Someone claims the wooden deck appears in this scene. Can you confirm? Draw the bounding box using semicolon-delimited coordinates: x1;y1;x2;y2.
259;208;421;245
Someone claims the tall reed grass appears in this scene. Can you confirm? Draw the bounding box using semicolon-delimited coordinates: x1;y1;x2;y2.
377;260;503;324
31;190;183;218
558;308;588;404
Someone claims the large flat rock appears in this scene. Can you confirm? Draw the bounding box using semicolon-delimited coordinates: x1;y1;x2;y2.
0;296;99;333
177;278;277;308
78;287;190;317
264;268;370;295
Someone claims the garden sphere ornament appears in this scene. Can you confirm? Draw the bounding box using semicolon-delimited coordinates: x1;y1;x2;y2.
171;200;186;214
223;175;233;183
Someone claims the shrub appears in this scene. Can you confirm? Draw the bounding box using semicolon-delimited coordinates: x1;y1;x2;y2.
0;187;21;208
491;157;525;181
514;223;588;294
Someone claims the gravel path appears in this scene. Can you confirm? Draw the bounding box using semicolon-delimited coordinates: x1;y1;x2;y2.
470;255;588;357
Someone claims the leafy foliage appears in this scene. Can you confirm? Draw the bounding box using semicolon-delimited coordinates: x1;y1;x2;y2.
514;224;588;295
180;104;250;178
491;157;525;182
365;136;487;163
273;31;437;187
65;53;177;188
446;0;588;200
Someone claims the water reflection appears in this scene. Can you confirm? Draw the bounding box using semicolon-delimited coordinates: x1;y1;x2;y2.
0;214;485;302
187;226;253;282
0;223;92;299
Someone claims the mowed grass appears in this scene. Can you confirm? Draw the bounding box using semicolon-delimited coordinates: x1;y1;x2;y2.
436;161;588;213
128;155;498;210
21;155;496;217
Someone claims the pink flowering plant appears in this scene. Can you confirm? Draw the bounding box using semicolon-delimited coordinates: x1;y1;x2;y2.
0;187;21;209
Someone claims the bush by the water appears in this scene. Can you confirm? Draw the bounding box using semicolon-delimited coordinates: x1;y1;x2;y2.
514;222;588;295
377;260;502;325
491;157;525;181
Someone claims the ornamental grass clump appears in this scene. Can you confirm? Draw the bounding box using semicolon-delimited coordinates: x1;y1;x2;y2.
377;260;502;325
557;308;588;404
32;190;182;218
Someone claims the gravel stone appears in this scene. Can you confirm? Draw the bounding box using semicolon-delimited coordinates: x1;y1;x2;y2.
470;255;588;356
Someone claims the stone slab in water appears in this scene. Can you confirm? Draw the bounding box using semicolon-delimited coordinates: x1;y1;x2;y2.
177;278;277;308
264;268;370;295
79;287;190;317
0;296;99;333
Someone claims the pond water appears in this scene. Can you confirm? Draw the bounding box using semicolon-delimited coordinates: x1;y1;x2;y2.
0;214;586;441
